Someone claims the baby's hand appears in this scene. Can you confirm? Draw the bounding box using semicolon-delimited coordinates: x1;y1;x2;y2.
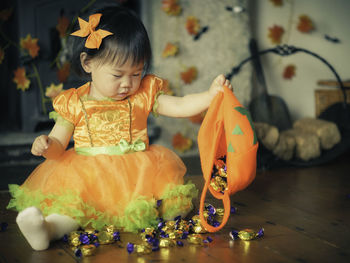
208;74;232;99
31;135;51;156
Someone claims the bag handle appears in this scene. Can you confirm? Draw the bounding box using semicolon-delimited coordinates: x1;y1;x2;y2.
199;177;231;232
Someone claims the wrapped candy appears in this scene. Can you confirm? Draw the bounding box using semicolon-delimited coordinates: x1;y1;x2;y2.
97;230;114;245
159;238;176;247
230;228;264;241
187;234;204;245
209;157;228;193
69;231;82;247
135;244;152;255
80;244;96;256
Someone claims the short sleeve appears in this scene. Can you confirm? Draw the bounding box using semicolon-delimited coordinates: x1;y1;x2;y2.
138;74;165;114
52;88;79;126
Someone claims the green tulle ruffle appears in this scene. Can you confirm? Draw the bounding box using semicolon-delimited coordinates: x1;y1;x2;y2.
160;181;198;220
7;181;198;232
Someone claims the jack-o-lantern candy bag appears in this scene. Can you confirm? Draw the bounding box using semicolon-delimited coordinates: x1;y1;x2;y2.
198;85;258;232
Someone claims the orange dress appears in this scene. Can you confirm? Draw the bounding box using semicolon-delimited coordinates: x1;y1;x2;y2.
8;75;197;232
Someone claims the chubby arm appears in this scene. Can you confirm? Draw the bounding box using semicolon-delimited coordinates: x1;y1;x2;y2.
31;122;73;159
157;74;232;118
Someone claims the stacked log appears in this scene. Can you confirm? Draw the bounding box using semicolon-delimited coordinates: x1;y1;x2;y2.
254;118;341;162
293;118;341;150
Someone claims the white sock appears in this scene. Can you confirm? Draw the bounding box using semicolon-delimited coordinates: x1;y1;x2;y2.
16;207;50;251
45;213;79;240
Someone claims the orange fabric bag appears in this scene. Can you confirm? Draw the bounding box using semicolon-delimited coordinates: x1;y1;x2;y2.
198;86;258;232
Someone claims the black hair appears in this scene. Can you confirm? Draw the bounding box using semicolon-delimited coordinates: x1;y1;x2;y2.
71;4;152;79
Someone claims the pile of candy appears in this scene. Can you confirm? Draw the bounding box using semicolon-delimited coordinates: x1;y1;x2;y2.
126;215;214;255
63;209;264;258
210;157;228;193
63;206;219;257
63;225;121;257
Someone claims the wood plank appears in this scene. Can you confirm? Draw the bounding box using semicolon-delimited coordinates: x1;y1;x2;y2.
0;151;349;262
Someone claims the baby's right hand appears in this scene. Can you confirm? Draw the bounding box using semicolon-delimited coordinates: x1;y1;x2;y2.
31;135;50;156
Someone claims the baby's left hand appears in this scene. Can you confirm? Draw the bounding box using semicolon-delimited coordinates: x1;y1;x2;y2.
208;74;233;99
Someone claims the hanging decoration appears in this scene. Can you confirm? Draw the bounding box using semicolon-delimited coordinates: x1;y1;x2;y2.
162;42;179;58
185;16;209;40
267;25;284;44
283;64;296;80
56;15;70;38
180;66;198;84
297;15;314;33
161;0;182;16
186;16;201;36
13;67;31;91
20;34;40;58
324;35;340;43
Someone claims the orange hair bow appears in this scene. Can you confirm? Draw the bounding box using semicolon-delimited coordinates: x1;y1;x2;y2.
71;13;113;49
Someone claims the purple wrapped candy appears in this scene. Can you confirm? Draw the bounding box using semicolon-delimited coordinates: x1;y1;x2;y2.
176;241;184;247
257;228;264;238
230;206;237;214
94;242;100;248
62;234;68;243
113;231;120;241
157;199;163;207
79;233;90;245
127;242;134;254
74;248;82;258
229;230;239;240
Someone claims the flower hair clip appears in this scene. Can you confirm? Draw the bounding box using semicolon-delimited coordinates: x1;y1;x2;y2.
71;13;113;49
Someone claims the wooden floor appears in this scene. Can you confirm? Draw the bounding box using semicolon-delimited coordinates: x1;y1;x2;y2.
0;152;349;263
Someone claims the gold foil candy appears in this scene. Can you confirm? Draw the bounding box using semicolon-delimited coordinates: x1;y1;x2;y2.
177;220;190;232
165;221;176;230
187;234;204;245
168;231;176;239
210;178;221;192
215;175;225;185
144;227;155;235
135;244;152;255
84;228;96;234
175;230;183;238
193;224;207;234
191;215;201;225
216;208;224;217
140;232;148;242
140;229;155;242
69;232;81;247
238;229;258;241
218;168;227;177
81;244;96;256
98;231;114;244
104;225;117;234
159;238;176;247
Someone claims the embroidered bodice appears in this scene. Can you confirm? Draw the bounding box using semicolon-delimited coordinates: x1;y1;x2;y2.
53;74;164;150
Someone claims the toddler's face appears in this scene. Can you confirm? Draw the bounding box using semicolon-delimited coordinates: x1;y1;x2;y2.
88;58;144;101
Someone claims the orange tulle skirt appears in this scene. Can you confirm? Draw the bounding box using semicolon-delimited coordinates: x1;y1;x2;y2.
8;145;198;231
